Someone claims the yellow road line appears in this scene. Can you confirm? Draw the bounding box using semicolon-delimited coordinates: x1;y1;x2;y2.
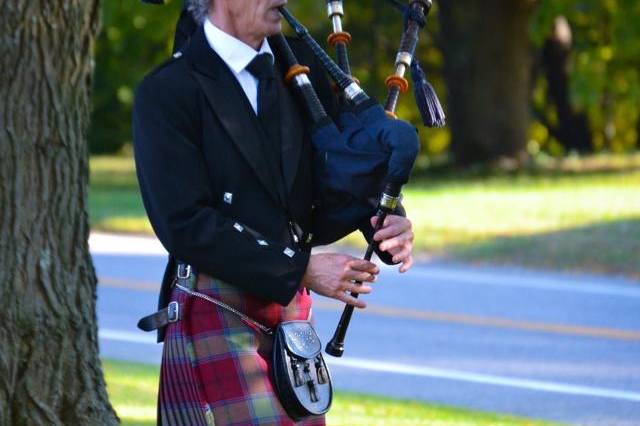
314;300;640;342
99;276;640;342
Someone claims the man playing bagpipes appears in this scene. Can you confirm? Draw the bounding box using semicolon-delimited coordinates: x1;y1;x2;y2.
132;0;417;424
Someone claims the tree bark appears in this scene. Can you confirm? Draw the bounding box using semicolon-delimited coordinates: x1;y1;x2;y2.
438;0;535;165
0;1;118;425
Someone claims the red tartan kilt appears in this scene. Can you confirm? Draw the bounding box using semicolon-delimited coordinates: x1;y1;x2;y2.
158;273;326;426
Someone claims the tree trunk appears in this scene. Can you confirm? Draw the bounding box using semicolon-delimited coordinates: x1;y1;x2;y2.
0;1;118;425
438;0;535;165
541;16;592;153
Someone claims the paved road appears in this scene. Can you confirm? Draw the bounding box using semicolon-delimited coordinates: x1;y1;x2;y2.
92;233;640;426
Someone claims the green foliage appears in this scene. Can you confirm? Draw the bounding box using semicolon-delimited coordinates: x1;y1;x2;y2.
90;0;180;153
529;0;640;154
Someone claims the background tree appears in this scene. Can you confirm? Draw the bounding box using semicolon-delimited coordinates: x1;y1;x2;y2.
0;1;118;424
438;0;537;165
91;0;180;154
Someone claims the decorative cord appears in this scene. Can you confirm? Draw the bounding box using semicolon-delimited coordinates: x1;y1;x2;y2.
175;282;274;335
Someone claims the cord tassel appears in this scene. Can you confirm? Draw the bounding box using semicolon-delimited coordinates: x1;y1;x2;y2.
410;59;445;128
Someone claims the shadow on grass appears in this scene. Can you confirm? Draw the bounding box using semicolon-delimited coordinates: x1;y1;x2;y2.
411;152;640;185
449;219;640;278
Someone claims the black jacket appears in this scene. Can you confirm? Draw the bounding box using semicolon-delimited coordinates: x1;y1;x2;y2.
133;26;397;338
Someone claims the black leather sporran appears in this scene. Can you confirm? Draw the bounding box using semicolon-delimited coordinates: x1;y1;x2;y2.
272;320;333;421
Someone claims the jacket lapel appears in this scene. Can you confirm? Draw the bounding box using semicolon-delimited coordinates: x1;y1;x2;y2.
274;60;304;195
185;27;282;207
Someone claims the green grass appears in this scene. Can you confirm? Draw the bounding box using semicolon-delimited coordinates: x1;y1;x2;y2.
89;154;640;277
104;360;158;425
397;167;640;276
89;156;153;234
103;359;562;426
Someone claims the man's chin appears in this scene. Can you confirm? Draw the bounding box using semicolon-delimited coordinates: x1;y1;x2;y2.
265;21;282;36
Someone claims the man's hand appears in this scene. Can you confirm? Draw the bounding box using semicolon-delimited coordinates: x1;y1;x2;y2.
302;253;379;308
371;215;414;273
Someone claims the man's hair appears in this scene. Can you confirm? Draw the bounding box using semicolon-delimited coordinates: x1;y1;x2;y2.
187;0;210;24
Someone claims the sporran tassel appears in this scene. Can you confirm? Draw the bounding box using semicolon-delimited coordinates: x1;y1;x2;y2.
410;59;445;128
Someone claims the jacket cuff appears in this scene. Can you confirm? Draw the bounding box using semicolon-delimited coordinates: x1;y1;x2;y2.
276;248;311;306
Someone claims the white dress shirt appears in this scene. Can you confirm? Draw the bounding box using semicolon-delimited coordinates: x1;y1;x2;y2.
203;18;274;114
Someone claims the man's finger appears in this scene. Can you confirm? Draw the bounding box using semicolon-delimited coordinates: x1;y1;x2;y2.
346;282;373;294
370;214;395;229
373;214;405;224
337;292;367;309
378;231;413;252
391;245;413;264
347;259;379;274
386;245;403;256
399;255;414;273
373;221;411;242
344;270;376;283
373;222;404;241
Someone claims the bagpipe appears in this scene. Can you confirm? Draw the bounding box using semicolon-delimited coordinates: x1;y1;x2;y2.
141;0;444;357
276;2;444;357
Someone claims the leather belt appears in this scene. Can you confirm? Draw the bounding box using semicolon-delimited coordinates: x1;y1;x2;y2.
137;301;182;332
137;261;197;332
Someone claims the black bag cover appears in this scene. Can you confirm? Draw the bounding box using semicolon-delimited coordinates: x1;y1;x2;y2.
272;321;332;421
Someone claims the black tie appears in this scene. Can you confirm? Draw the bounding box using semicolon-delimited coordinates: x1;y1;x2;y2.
246;53;282;177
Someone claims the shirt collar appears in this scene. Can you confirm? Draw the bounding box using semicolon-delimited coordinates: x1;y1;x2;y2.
203;18;273;75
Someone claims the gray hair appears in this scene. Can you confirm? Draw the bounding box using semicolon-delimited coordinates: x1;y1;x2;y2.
187;0;211;24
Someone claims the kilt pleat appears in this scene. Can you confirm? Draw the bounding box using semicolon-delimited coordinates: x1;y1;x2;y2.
158;274;326;426
159;294;212;425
